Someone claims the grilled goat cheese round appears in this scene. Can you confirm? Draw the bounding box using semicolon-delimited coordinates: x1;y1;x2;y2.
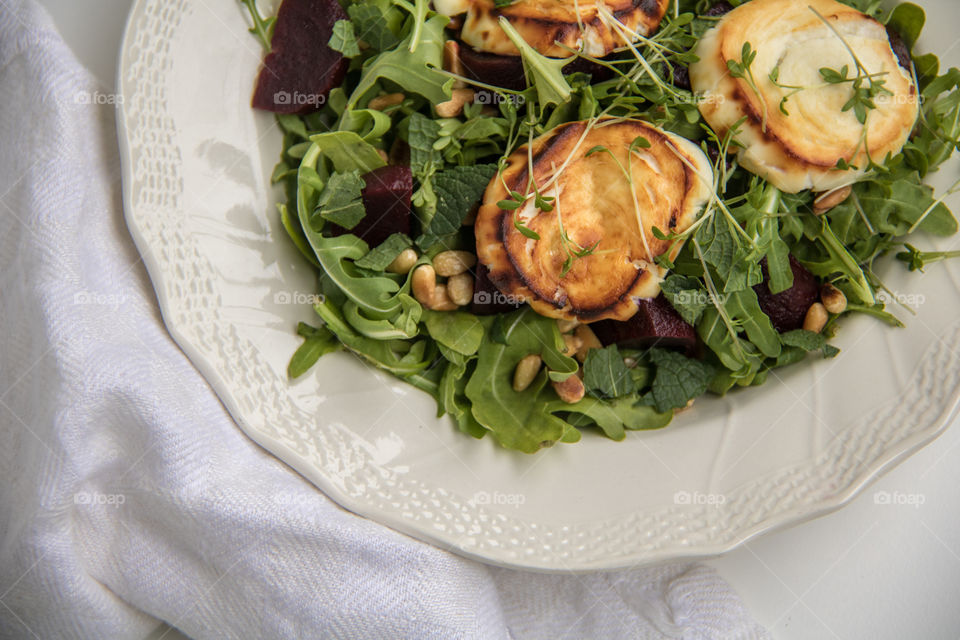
434;0;670;58
689;0;918;193
475;118;713;323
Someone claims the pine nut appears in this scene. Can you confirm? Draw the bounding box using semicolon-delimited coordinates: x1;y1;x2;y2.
813;185;852;214
446;273;474;306
430;284;459;311
412;265;436;306
513;354;542;392
803;302;828;333
574;325;602;362
562;334;582;357
368;92;405;111
435;88;475;118
443;40;466;88
820;283;847;315
433;250;476;276
386;248;418;275
552;374;585;404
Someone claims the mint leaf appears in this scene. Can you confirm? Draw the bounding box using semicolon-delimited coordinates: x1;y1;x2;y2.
407;113;442;177
582;344;636;399
660;274;708;325
347;2;400;52
780;329;840;359
419;164;497;248
317;170;366;229
354;233;413;270
645;349;714;413
329;20;361;58
694;210;739;280
407;112;443;223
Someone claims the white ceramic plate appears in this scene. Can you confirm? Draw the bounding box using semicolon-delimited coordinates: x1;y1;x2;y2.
117;0;960;570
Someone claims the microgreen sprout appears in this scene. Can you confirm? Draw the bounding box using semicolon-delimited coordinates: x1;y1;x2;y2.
896;243;960;272
726;42;769;132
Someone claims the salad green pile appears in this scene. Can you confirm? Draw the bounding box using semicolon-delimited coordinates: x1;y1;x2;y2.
243;0;960;452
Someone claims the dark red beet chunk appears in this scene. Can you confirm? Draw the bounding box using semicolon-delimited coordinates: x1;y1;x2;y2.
328;166;412;248
753;255;819;333
591;295;697;352
459;43;614;95
460;45;527;92
251;0;349;115
470;263;524;315
703;1;734;16
886;26;912;72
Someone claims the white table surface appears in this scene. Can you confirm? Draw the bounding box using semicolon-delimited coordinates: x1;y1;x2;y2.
38;1;960;638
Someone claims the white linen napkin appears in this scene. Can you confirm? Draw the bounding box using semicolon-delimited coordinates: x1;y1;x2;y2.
0;2;770;638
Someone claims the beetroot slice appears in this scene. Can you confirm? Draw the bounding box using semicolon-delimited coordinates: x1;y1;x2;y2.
470;263;524;315
753;255;819;333
458;43;614;95
328;166;412;248
251;0;349;115
591;295;697;352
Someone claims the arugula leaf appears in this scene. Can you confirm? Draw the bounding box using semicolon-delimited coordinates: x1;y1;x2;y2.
316;170;366;229
239;0;275;52
464;309;579;452
278;203;320;268
345;13;453;109
496;17;572;108
314;297;430;375
343;295;421;340
288;323;339;378
329;20;361;58
644;349;715;413
547;396;672;441
422;309;485;356
354;233;413;270
310;131;386;174
438;352;487;438
296;144;405;316
582;345;636;399
724;289;781;359
885;2;925;51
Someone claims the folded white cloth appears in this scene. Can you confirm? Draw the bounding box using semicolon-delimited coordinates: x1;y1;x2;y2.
0;2;770;638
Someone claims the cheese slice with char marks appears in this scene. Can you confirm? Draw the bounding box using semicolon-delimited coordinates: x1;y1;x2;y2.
434;0;670;58
689;0;918;194
475;118;713;323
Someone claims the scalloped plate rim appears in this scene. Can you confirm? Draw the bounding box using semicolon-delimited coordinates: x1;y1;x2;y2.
114;0;960;572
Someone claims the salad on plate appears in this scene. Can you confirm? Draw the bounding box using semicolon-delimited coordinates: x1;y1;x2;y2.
240;0;960;452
